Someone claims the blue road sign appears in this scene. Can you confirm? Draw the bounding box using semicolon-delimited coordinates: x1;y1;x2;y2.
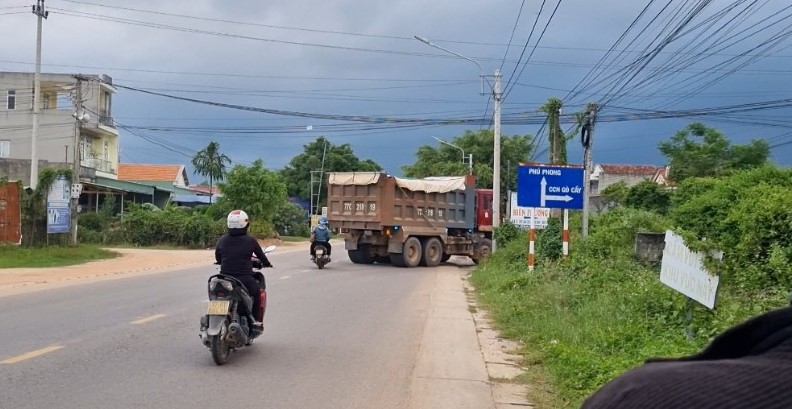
517;165;585;209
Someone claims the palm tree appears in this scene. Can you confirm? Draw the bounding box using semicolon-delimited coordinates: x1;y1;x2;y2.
191;141;231;204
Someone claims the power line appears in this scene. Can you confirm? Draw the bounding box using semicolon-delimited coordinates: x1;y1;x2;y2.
503;0;566;101
500;0;533;75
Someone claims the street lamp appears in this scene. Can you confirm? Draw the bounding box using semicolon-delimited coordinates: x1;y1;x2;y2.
432;136;472;174
415;35;503;252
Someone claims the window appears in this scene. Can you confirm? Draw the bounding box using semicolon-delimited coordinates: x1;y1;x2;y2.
57;92;71;110
6;90;15;110
102;90;112;116
0;140;9;158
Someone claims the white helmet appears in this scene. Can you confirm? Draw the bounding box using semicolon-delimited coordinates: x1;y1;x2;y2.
227;209;249;229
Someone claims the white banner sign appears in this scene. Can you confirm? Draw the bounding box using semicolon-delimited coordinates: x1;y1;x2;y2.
660;230;723;309
509;192;549;229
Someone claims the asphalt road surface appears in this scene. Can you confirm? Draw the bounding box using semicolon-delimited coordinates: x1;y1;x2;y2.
0;247;452;409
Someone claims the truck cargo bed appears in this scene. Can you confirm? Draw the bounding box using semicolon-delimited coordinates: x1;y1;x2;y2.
326;172;475;232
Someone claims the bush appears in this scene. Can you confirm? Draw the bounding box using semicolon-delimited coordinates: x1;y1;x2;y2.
536;218;563;262
273;202;310;237
79;212;109;232
248;219;277;239
120;206;224;248
494;221;522;246
670;165;792;291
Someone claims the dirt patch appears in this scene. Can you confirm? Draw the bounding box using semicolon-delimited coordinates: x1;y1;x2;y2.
0;240;312;298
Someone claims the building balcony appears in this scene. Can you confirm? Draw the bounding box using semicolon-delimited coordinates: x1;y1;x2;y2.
99;113;115;129
81;158;115;174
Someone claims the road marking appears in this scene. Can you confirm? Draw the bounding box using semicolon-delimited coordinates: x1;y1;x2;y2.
131;314;167;325
280;275;291;280
1;345;63;364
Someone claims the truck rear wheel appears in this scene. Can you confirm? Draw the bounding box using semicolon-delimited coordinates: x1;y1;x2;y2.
471;238;492;265
390;237;422;268
348;244;375;264
420;238;443;267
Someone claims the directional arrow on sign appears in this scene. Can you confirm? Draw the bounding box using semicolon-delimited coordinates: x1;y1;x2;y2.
540;177;573;207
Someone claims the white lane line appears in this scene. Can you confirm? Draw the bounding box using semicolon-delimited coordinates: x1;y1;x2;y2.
131;314;167;325
1;345;64;364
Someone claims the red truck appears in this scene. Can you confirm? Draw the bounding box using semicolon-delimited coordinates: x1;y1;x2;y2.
326;172;493;268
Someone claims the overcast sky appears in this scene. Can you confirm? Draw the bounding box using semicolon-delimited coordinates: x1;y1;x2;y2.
2;0;791;180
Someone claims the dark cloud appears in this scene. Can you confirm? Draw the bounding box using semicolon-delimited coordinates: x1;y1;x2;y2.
1;0;790;177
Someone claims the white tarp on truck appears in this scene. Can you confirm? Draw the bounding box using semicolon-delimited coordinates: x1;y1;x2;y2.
394;176;466;193
327;172;381;186
327;172;467;193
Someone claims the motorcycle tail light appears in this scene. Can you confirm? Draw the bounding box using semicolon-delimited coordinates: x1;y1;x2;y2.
215;291;226;298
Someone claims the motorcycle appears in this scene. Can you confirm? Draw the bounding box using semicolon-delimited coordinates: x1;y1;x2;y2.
313;243;331;269
199;245;276;365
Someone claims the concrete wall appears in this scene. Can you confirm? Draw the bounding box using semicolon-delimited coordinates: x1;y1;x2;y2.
634;232;666;263
0;158;71;187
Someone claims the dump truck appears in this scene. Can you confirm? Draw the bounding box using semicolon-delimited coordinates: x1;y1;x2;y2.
326;172;493;267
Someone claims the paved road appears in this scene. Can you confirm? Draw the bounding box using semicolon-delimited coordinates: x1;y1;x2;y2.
0;248;451;409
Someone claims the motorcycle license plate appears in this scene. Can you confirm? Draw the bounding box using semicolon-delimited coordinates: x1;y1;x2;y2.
207;300;230;315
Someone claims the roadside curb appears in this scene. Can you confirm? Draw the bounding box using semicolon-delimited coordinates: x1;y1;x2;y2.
462;274;535;409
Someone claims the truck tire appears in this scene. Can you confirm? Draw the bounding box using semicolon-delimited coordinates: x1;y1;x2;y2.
390;237;422;268
420;238;443;267
348;244;375;264
471;238;492;265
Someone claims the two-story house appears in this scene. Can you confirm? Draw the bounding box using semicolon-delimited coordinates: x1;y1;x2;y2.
0;71;119;185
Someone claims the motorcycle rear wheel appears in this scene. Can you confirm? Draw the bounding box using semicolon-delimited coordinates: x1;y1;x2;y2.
210;335;231;365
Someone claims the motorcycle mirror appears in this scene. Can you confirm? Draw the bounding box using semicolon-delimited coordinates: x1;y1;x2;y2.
263;245;277;253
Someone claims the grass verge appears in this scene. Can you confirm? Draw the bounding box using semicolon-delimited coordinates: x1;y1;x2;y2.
470;208;788;407
0;245;119;269
279;236;310;242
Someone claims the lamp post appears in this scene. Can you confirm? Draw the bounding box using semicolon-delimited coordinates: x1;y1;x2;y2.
432;136;472;174
415;35;502;251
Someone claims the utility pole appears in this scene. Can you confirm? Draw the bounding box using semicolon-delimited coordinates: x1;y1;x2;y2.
581;103;598;238
70;75;84;245
30;0;49;190
492;69;502;252
412;35;501;251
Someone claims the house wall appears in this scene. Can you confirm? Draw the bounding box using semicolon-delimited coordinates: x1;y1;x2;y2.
0;72;118;185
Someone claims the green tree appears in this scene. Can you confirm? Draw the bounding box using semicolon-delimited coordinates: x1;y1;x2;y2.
624;180;671;214
191;141;231;204
402;129;533;189
600;181;629;208
539;98;582;165
280;137;381;208
218;160;287;222
273;202;311;237
658;123;769;183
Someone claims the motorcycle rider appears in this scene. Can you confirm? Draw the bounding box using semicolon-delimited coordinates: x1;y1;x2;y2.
215;209;271;330
310;215;332;261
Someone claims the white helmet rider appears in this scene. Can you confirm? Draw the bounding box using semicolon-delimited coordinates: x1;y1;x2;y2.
227;209;250;229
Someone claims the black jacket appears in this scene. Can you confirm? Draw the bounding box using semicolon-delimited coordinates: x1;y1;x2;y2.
582;305;792;409
215;228;269;275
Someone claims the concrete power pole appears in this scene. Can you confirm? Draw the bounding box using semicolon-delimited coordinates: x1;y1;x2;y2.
581;103;598;238
492;69;502;252
30;0;49;190
71;76;84;245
